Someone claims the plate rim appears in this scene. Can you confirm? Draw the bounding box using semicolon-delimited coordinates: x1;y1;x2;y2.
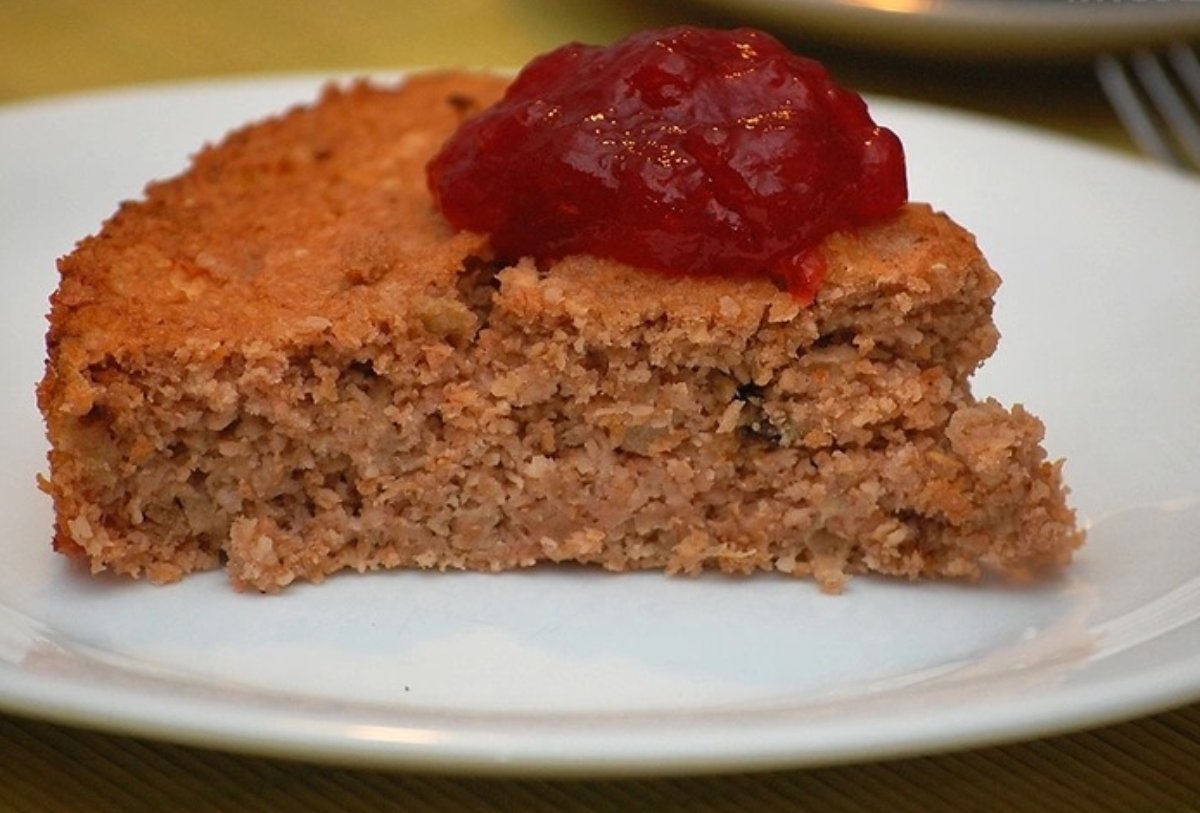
3;643;1199;776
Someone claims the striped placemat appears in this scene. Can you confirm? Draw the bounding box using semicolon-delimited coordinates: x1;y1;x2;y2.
3;706;1198;811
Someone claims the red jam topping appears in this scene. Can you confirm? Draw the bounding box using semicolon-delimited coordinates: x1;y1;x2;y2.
427;26;907;302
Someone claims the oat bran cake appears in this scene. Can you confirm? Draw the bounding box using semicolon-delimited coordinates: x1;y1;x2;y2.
37;69;1082;593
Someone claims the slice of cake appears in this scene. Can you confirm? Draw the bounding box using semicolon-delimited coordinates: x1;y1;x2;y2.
38;42;1082;593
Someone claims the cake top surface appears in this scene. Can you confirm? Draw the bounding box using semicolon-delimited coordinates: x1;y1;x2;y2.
47;71;993;363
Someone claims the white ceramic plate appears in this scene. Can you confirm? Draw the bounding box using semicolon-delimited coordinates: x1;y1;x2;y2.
1;76;1199;776
694;0;1200;57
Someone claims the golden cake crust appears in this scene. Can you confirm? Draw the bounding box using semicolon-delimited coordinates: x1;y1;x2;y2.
43;73;993;414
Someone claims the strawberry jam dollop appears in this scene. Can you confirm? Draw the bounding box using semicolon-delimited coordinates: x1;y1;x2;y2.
427;26;907;302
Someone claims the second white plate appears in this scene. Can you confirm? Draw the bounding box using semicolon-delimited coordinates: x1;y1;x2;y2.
695;0;1200;57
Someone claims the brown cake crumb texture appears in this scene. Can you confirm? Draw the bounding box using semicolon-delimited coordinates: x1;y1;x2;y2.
38;73;1083;593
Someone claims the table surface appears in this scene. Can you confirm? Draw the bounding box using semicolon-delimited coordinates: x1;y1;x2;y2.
4;1;1198;810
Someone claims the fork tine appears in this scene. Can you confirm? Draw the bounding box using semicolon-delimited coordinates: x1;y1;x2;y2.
1130;46;1200;169
1167;43;1200;107
1096;52;1183;167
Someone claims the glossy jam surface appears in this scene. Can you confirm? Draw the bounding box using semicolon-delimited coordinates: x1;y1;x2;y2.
427;26;907;301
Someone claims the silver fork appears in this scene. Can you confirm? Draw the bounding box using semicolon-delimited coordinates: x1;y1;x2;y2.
1096;42;1200;173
